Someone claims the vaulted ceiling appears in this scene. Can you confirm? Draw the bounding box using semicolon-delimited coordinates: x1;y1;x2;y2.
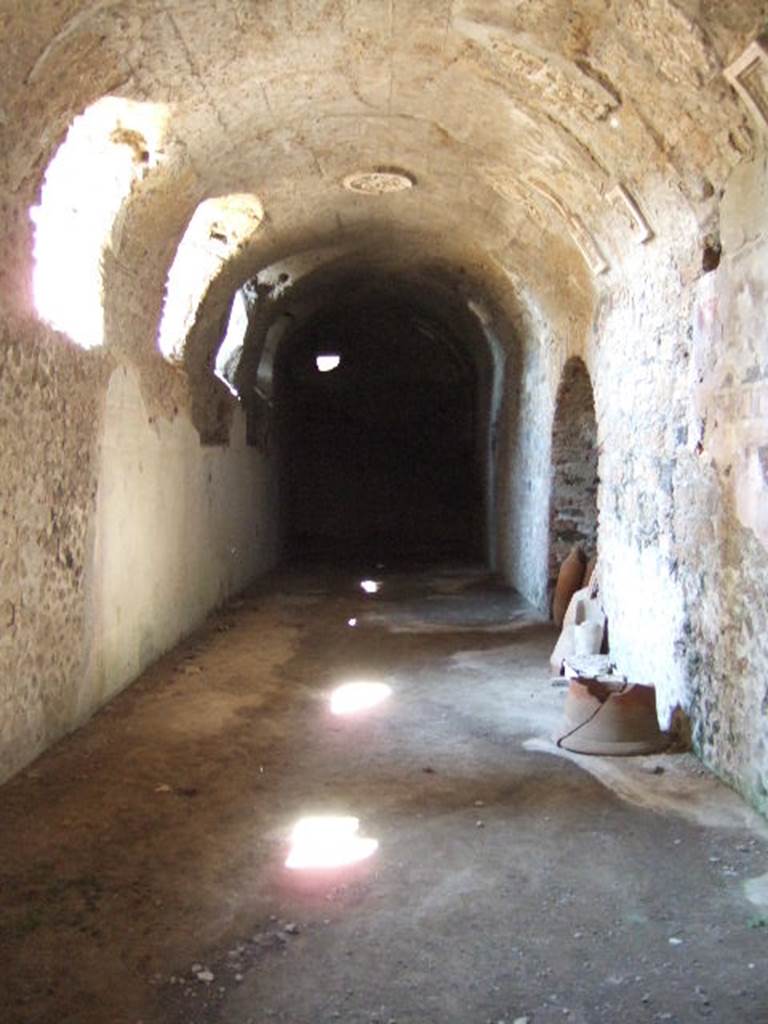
1;1;764;363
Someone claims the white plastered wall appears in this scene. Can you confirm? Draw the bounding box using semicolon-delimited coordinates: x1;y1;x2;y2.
83;365;277;716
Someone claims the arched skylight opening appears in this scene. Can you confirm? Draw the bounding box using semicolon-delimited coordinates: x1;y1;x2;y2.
214;290;250;396
158;194;263;364
30;97;167;350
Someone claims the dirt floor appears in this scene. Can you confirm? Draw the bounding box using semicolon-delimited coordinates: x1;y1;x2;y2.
1;567;767;1024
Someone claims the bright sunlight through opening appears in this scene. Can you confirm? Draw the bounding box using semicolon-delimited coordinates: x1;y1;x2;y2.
316;354;341;373
214;289;249;395
285;816;378;870
330;682;392;716
31;97;167;351
158;193;263;363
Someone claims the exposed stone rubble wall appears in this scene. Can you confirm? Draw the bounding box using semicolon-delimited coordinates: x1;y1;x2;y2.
685;152;768;815
0;323;277;784
0;321;108;782
548;358;599;593
496;151;768;817
592;154;768;817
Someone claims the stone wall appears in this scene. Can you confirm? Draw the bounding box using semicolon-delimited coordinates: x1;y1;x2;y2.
0;329;278;784
493;149;768;818
0;321;108;782
685;152;768;814
592;154;768;817
497;309;562;615
84;365;277;717
548;357;599;595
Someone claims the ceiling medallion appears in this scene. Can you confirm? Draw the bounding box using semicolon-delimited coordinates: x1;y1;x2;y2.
342;167;416;195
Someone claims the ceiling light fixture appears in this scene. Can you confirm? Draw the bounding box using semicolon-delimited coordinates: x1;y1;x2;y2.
316;354;341;372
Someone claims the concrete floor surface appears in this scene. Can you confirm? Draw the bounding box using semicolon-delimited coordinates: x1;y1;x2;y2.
0;567;766;1024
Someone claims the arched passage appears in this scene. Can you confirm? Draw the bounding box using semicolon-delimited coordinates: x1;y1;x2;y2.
274;286;485;566
548;357;599;599
6;7;768;1020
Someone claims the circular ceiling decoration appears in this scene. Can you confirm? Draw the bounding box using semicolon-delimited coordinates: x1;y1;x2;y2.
342;168;416;195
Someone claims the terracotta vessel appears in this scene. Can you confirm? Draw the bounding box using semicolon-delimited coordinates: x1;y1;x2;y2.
556;677;670;756
552;546;586;626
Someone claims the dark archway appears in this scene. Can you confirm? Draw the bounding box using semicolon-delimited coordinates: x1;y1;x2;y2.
275;291;483;567
548;357;599;598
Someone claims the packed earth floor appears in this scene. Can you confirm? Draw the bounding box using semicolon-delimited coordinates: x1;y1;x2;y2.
1;567;767;1024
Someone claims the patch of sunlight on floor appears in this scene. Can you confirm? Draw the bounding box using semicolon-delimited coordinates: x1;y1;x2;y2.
285;816;378;870
330;682;392;716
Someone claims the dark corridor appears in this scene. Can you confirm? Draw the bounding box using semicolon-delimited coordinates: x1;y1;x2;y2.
276;295;483;566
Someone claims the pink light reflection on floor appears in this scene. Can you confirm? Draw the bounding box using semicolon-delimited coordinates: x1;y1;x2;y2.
285;816;379;870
